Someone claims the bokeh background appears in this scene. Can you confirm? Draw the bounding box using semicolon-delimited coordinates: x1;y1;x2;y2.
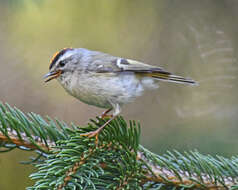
0;0;238;189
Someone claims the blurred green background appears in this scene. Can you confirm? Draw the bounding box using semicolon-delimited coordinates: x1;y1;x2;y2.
0;0;238;189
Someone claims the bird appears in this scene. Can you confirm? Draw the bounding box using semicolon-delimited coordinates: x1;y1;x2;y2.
44;48;197;142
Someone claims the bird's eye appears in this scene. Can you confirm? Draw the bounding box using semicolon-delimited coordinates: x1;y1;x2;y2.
59;61;65;67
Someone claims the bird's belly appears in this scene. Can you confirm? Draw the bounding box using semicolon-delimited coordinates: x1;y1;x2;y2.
60;73;145;108
63;82;111;109
71;89;111;109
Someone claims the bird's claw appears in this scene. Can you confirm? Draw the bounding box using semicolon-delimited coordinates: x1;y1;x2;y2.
99;114;113;120
81;115;116;145
99;108;113;119
81;130;98;138
81;129;101;145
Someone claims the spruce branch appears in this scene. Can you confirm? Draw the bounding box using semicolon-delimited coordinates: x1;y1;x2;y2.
0;103;237;189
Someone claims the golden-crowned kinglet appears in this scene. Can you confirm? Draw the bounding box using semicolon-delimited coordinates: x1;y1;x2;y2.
44;48;197;141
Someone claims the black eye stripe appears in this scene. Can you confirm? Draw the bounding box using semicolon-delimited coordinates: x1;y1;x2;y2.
49;48;72;70
59;61;65;67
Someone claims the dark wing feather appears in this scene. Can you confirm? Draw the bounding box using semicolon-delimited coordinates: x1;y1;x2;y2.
88;55;197;85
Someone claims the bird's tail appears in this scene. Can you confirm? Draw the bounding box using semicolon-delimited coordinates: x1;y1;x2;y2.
150;72;198;86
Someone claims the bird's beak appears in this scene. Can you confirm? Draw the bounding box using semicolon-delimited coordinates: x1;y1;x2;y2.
43;70;62;83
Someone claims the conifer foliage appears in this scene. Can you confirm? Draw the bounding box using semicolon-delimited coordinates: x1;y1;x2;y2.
0;103;237;189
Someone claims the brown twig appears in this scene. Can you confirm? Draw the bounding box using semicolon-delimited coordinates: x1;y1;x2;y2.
0;129;53;152
57;143;111;190
0;130;236;189
137;151;235;190
57;161;81;190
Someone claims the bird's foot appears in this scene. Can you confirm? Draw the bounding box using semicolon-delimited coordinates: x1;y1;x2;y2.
99;108;113;119
99;114;113;119
80;128;102;145
81;115;116;145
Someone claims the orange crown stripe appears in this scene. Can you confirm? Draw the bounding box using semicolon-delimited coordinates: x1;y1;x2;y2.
49;48;73;70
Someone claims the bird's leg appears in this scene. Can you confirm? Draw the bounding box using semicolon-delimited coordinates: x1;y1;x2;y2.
81;115;117;145
81;104;120;145
100;108;113;119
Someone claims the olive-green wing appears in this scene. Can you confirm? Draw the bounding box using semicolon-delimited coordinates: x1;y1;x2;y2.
88;55;197;85
114;58;197;85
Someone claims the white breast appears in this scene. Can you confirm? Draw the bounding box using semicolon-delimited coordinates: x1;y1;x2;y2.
58;71;158;109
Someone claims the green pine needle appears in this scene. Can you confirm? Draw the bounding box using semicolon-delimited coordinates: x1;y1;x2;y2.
0;102;237;189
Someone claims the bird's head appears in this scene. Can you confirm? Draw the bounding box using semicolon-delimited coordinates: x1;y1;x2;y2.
44;48;78;83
